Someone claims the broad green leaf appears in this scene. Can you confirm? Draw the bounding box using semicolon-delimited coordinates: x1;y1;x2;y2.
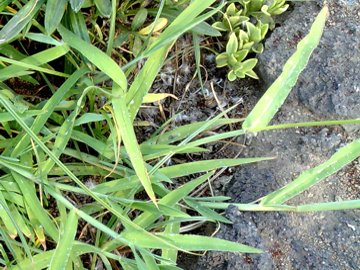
49;210;78;270
132;8;148;30
261;138;360;205
242;6;328;131
45;0;68;34
0;0;45;45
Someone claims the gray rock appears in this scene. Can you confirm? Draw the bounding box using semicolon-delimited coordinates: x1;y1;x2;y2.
194;1;360;269
257;0;360;129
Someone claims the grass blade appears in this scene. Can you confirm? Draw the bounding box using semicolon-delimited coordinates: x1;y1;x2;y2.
261;138;360;205
242;6;328;132
121;232;262;253
49;210;78;270
57;24;127;90
127;46;170;121
112;83;157;204
45;0;68;35
160;158;273;178
0;0;45;45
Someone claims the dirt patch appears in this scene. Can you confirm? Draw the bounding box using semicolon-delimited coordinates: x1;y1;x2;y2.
177;0;360;269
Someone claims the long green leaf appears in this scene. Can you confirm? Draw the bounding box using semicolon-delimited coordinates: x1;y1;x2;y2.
11;68;87;157
261;138;360;205
160;158;273;178
0;44;70;81
112;83;157;204
0;0;45;45
121;232;262;253
242;6;328;131
57;24;127;90
45;0;68;34
49;210;78;270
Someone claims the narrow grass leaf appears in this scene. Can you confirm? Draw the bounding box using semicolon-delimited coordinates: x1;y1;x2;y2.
145;118;243;145
11;68;87;157
160;158;273;178
261;138;360;205
295;200;360;212
102;172;214;252
94;0;111;17
58;24;127;90
121;232;262;253
49;209;78;270
127;46;169;120
242;6;328;131
142;0;219;57
45;0;68;35
0;0;45;45
0;44;70;81
113;83;156;204
70;0;84;12
185;199;232;224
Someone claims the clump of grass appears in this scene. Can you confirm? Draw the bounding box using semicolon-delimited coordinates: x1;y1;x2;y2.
0;1;359;269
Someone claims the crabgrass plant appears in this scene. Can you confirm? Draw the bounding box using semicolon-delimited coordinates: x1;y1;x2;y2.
0;1;359;269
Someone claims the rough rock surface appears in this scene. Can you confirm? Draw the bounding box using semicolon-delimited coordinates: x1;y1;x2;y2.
190;1;360;269
257;0;360;128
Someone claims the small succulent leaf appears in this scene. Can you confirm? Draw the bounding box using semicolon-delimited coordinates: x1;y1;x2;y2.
241;58;258;71
215;53;229;67
234;49;249;62
226;32;238;54
212;21;227;31
245;70;259;79
226;3;237;16
243;41;254;50
261;5;271;16
227;70;237;81
260;23;269;39
252;43;264;53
